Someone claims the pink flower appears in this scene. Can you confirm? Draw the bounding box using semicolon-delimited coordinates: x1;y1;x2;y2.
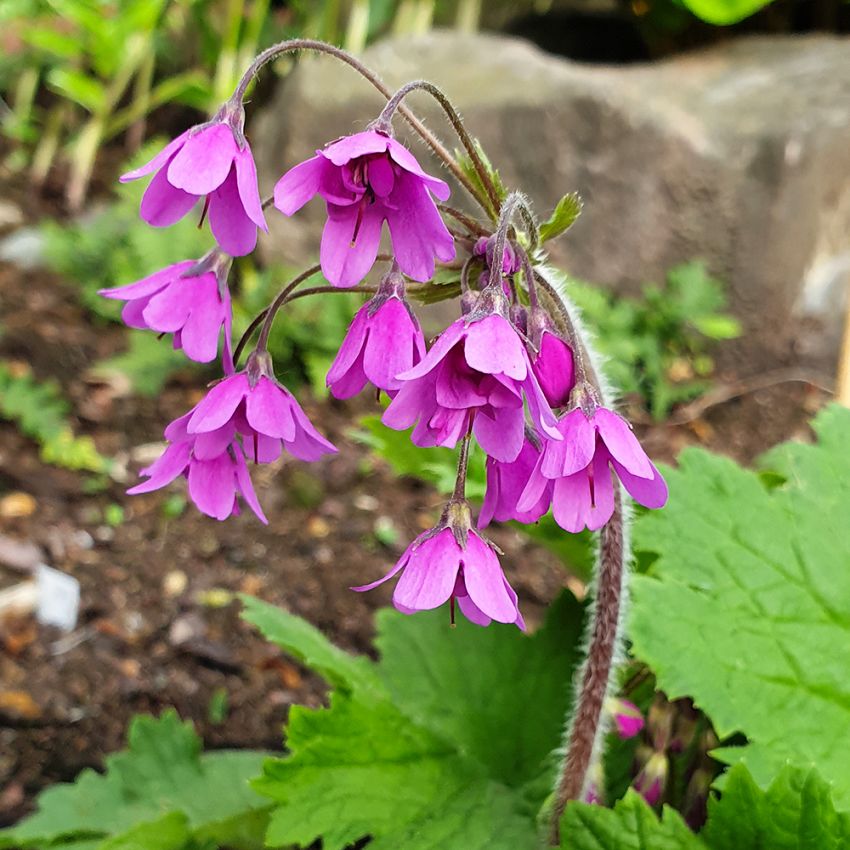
382;296;560;463
478;436;551;527
526;306;575;409
274;130;455;287
186;352;337;464
99;255;232;364
326;267;425;399
121;114;267;257
519;402;667;532
633;752;668;806
128;412;267;523
606;698;645;739
353;501;525;629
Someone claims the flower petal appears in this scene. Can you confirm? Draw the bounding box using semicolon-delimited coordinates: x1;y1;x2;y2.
326;307;369;386
99;260;194;299
120;129;191;182
385;171;455;282
322;130;389;166
386;137;451;201
464;315;527;380
462;533;518;623
612;457;668;509
233;446;268;524
245;377;297;441
140;165;198;227
235;142;268;230
395;320;465;381
188;454;237;520
167;124;237;195
127;441;190;493
393;529;460;612
208;166;257;256
351;546;411;592
540;408;596;478
320;201;384;288
594;407;654;478
187;374;248;433
274;155;327;215
473;406;524;463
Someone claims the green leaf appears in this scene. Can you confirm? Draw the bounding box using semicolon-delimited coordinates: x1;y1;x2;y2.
561;791;703;849
679;0;772;25
46;68;105;113
630;405;850;804
246;591;586;849
539;192;583;243
98;812;189;850
1;710;270;849
703;764;850;850
454;139;507;216
239;595;380;694
561;765;850;849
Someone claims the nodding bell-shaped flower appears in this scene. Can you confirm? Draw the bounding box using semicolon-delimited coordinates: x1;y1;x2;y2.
326;266;426;399
128;410;267;523
519;385;667;532
478;435;551;528
99;252;232;364
186;350;337;464
273;129;455;287
353;499;525;629
121;104;267;256
606;697;645;740
382;288;561;463
526;306;575;410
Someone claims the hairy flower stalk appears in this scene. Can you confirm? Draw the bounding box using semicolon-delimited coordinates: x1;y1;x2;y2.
538;270;632;846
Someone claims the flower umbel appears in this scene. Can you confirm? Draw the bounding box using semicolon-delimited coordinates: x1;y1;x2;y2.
274;129;455;287
121;107;267;256
353;499;525;629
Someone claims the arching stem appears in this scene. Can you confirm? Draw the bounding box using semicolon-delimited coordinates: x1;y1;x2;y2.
374;79;501;218
485;191;539;291
229;39;489;215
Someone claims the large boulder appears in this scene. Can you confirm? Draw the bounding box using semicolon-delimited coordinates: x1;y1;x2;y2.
253;32;850;369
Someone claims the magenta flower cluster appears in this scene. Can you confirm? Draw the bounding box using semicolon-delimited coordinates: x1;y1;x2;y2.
107;79;667;633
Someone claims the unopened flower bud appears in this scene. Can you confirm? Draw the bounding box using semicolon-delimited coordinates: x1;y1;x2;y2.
606;697;645;740
633;751;668;806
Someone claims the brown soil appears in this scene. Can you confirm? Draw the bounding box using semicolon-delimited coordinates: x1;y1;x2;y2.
0;203;830;826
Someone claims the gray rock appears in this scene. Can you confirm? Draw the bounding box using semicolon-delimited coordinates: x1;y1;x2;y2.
0;226;44;269
253;32;850;369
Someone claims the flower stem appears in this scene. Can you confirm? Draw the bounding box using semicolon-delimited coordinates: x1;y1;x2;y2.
229;39;488;215
548;488;625;845
486;191;539;292
374;79;501;219
451;431;472;502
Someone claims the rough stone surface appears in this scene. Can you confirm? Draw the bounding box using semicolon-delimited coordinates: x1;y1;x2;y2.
253;32;850;369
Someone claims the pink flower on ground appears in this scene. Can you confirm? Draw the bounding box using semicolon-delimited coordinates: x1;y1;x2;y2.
128;412;267;523
382;293;560;463
353;501;525;629
274;130;455;287
606;697;645;739
326;267;425;399
121;111;267;257
99;254;232;363
186;352;337;464
519;398;667;532
479;436;551;528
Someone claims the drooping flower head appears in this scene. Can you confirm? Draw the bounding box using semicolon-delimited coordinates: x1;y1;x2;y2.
128;411;267;523
186;350;337;464
326;265;425;399
121;104;267;256
383;288;560;463
526;306;575;409
478;434;551;528
99;252;232;364
472;234;521;295
519;385;667;532
353;499;524;629
274;129;455;287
